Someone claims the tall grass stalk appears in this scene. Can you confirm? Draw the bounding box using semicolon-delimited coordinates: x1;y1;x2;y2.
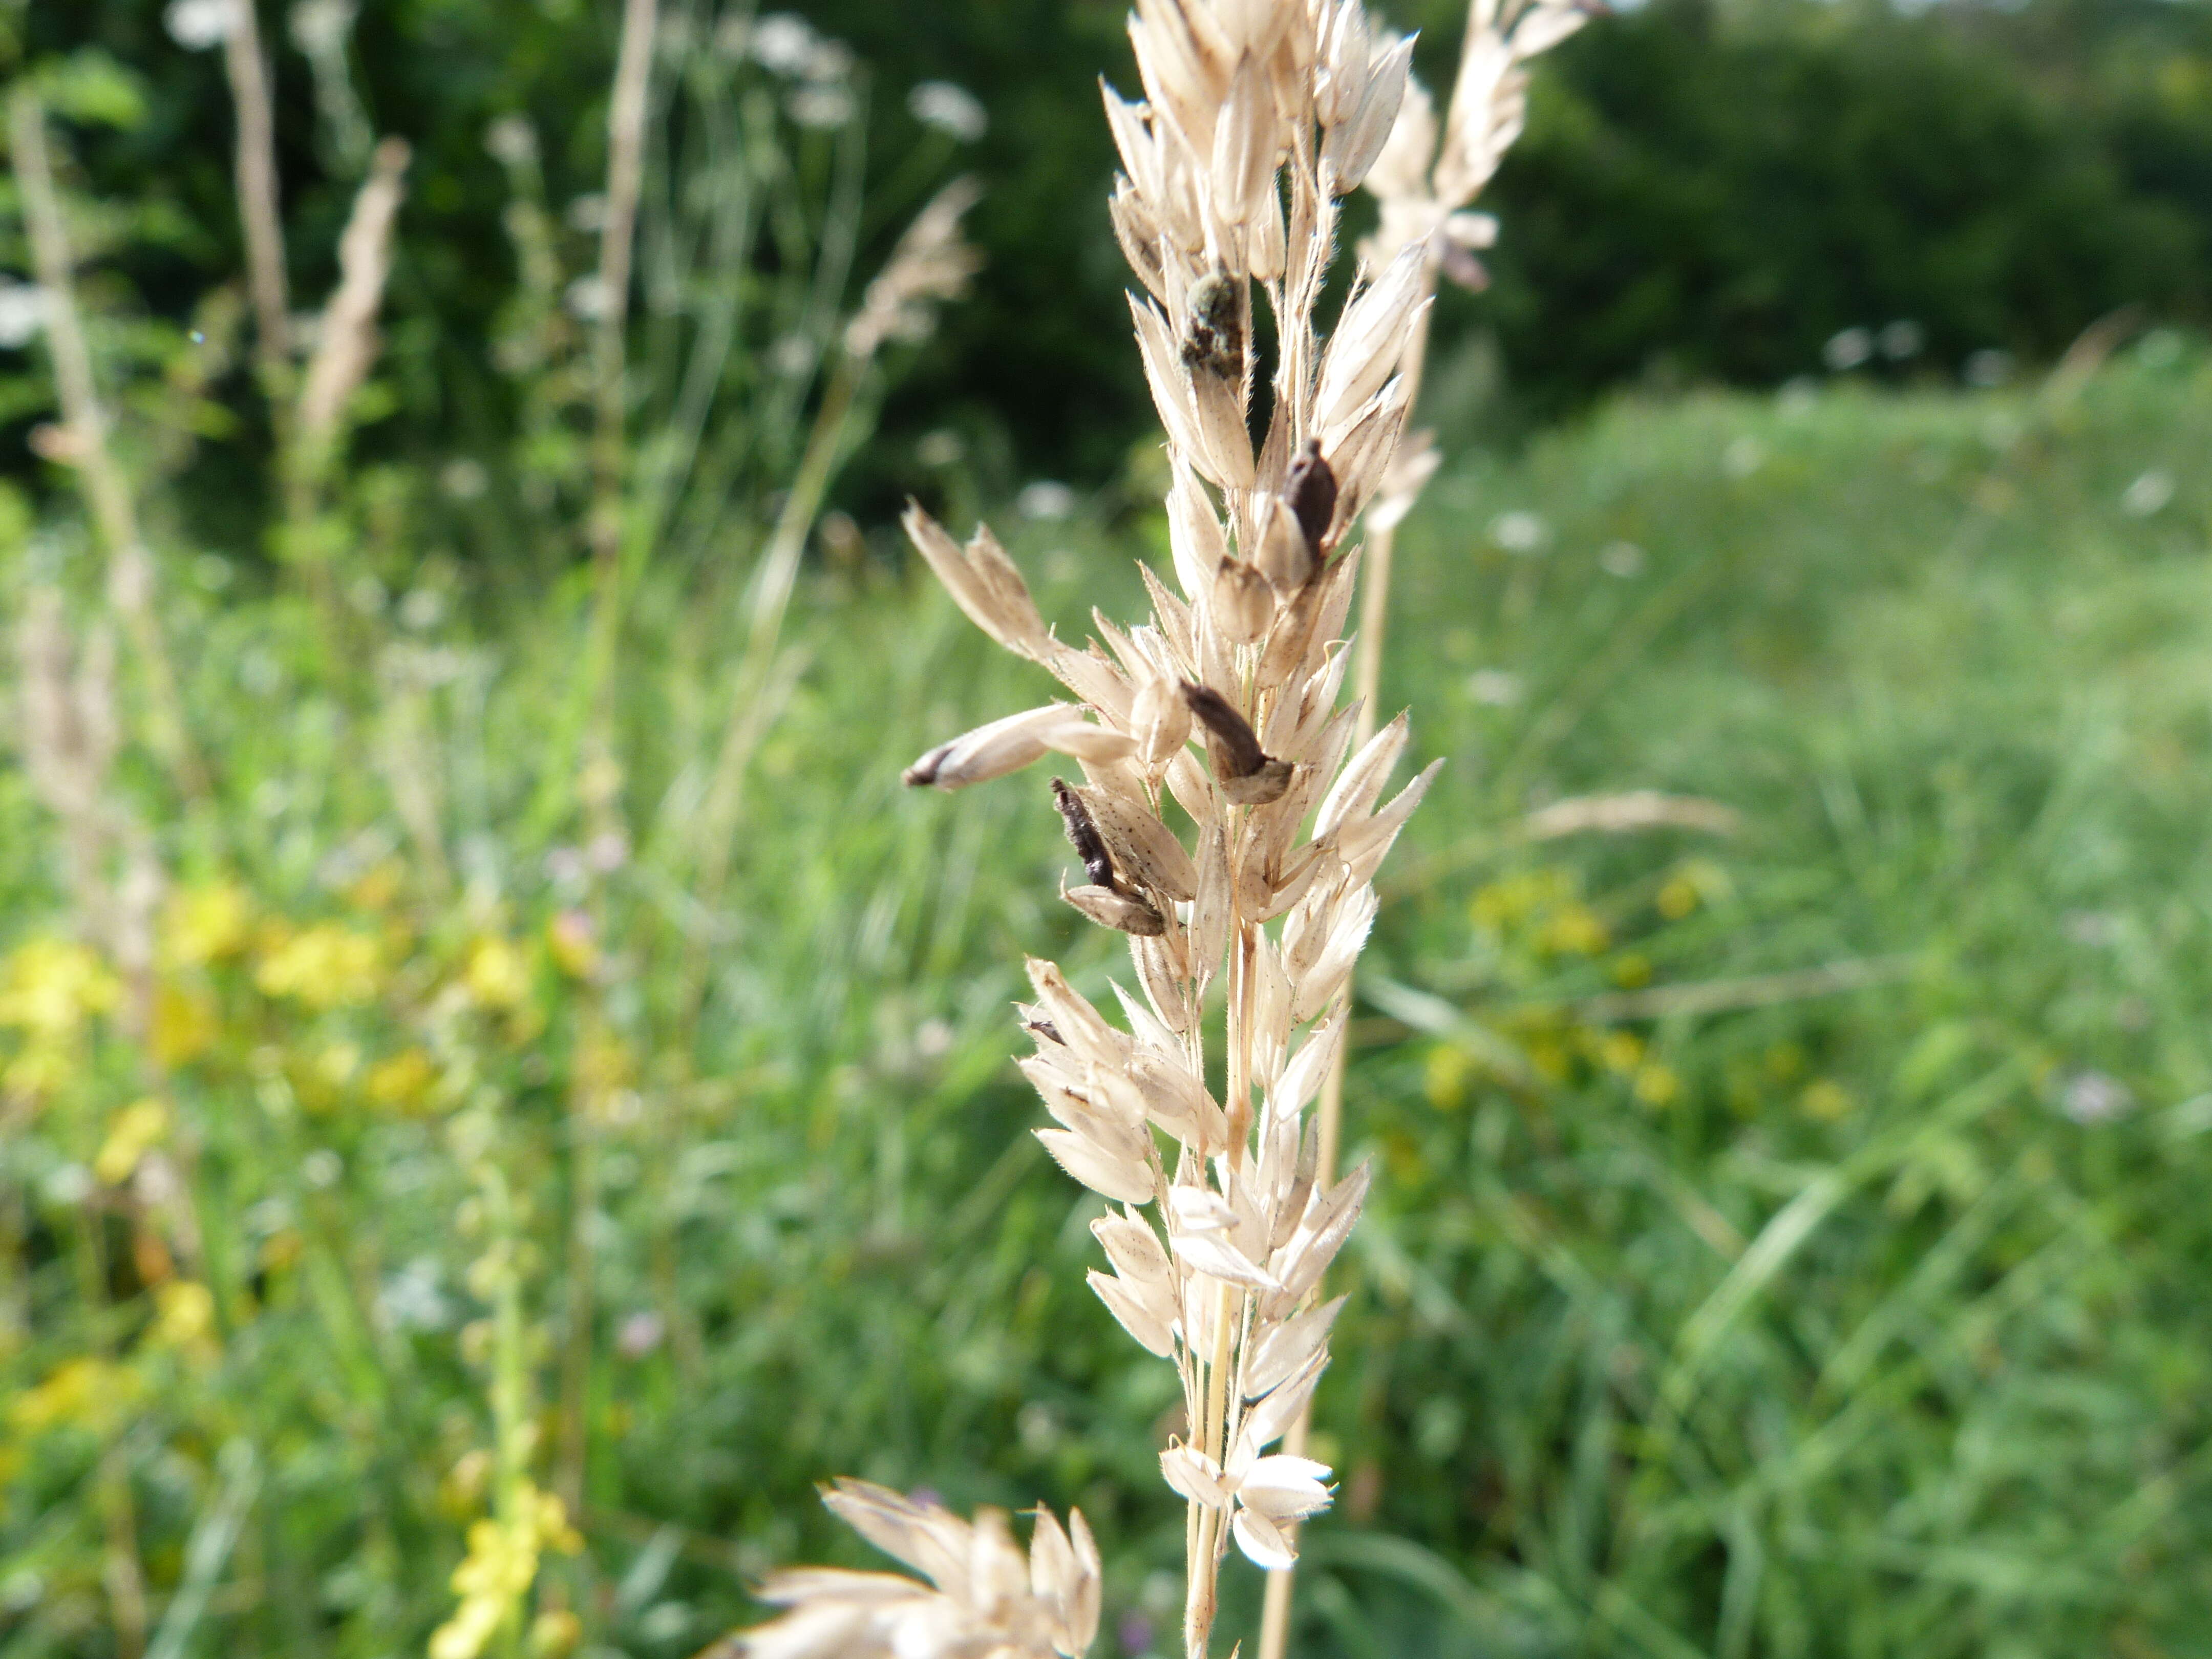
1258;4;1586;1650
220;0;291;379
735;1;1504;1653
10;87;201;800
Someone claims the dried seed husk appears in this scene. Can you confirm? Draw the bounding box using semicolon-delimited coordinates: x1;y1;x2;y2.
1138;564;1199;681
1094;1211;1176;1287
1036;1126;1155;1205
1218;755;1294;806
1090;1267;1177;1357
1111;179;1168;303
1280;1161;1372;1303
1173;1229;1282;1292
1049;641;1135;725
1236;1344;1329;1462
1160;1444;1232;1511
1167;461;1228;599
1341;757;1440;888
1314;241;1426;434
1290;881;1375;1024
1182;680;1266;775
1064;880;1166;937
1024;958;1130;1069
1051;777;1118;889
1258;560;1331;689
1244;1294;1347;1399
1322;33;1414;193
1132;1050;1226;1148
1316;709;1410;837
1211;556;1274;645
1231;1508;1299;1571
1129;670;1194;769
1069;780;1198;901
1132;931;1194;1028
1251;494;1315;592
903;504;1056;662
1283;437;1338;556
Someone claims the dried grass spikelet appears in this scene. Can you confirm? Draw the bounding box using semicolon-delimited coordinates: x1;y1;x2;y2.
15;585;163;1024
738;1481;1100;1659
844;177;985;361
1362;0;1592;290
882;4;1455;1654
296;136;412;449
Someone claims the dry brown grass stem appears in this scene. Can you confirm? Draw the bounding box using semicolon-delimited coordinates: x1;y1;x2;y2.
223;0;292;374
9;88;204;801
15;589;161;1030
296;137;412;454
691;177;978;953
589;0;660;585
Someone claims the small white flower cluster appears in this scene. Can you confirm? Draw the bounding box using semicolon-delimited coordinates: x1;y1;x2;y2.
165;0;241;51
0;279;49;349
720;12;859;129
910;80;990;143
740;1481;1100;1659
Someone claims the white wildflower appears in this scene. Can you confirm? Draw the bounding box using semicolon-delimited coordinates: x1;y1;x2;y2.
746;13;819;77
910;80;989;142
0;280;49;348
2121;470;2174;519
165;0;239;50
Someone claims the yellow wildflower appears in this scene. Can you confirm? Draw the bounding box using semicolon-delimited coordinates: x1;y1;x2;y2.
1800;1078;1855;1122
293;1042;363;1115
1596;1029;1645;1075
1524;1032;1571;1083
1632;1062;1683;1108
1471;868;1572;932
151;1281;218;1357
259;1229;303;1274
150;984;220;1067
575;1035;635;1119
11;1356;140;1436
1424;1044;1474;1110
347;859;405;913
0;938;119;1039
94;1098;171;1186
528;1609;582;1659
545;912;597;980
429;1484;581;1659
255;923;380;1008
367;1048;438;1115
1536;902;1609;957
1658;857;1733;920
440;1448;493;1519
160;882;252;967
464;938;533;1011
3;1044;73;1104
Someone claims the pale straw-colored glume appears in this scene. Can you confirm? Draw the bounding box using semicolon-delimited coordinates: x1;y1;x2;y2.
740;3;1586;1657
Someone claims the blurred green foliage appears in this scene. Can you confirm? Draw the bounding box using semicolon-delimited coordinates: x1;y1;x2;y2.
1474;0;2212;421
7;4;2212;1657
14;0;2212;505
9;336;2212;1656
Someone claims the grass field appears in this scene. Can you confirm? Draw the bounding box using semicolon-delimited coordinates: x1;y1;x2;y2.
7;338;2212;1659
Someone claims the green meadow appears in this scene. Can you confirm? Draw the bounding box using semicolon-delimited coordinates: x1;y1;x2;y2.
10;335;2212;1658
